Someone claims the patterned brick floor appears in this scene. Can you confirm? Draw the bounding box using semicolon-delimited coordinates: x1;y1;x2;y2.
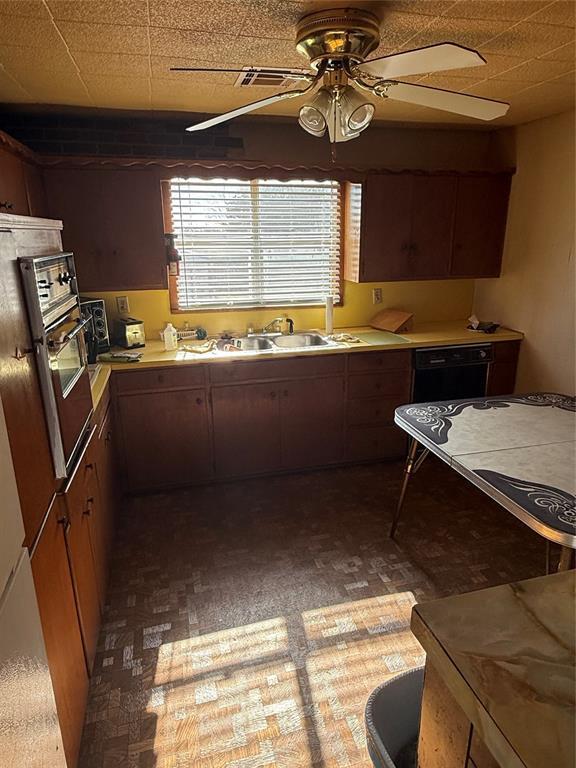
80;459;545;768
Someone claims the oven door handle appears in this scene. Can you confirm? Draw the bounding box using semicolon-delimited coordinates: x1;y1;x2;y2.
48;316;91;349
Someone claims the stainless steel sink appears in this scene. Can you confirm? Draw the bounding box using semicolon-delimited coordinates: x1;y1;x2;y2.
224;336;274;351
273;333;329;348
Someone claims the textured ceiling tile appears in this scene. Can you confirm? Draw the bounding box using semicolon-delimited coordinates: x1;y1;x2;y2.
397;15;511;51
84;74;150;106
496;56;575;82
240;0;307;40
506;80;575;122
150;79;216;110
467;78;536;98
149;0;249;34
444;1;549;22
383;2;460;16
528;1;576;27
0;0;50;19
230;36;304;68
0;42;75;73
149;27;237;60
377;11;439;50
20;73;89;103
74;51;150;78
57;20;150;54
0;67;31;100
150;56;238;85
0;15;62;47
47;0;148;26
538;40;576;60
482;21;574;57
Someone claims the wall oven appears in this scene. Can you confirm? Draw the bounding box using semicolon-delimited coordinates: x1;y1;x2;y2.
19;253;93;479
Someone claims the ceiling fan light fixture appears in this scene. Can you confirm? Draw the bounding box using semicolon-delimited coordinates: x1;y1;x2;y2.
338;85;374;132
298;87;333;136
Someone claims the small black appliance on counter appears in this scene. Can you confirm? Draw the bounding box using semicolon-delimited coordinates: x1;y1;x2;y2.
80;297;110;363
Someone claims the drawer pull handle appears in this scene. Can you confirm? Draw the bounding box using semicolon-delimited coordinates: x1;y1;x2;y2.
270;391;276;399
86;462;94;470
83;497;94;516
196;397;203;405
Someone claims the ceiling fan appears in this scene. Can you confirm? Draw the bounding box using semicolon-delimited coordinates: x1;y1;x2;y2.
172;8;510;143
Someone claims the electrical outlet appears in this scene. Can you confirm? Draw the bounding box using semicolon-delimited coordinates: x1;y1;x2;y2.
372;288;383;304
116;295;130;314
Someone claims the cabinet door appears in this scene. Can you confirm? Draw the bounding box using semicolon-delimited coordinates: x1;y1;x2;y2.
118;387;212;491
280;376;345;470
360;174;413;281
94;405;116;597
409;175;456;279
64;492;101;674
212;383;281;477
44;168;166;291
451;175;511;277
0;230;56;547
0;146;29;215
31;496;89;768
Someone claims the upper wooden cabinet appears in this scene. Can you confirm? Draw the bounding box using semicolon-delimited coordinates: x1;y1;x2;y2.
43;167;167;291
344;171;512;283
0;146;47;218
451;174;512;278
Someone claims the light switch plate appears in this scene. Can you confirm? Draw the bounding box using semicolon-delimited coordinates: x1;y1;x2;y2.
372;288;382;304
116;295;130;314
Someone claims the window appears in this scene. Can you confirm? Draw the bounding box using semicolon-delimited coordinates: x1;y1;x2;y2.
168;177;342;310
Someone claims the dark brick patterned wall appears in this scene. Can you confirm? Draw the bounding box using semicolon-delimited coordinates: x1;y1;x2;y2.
0;108;244;159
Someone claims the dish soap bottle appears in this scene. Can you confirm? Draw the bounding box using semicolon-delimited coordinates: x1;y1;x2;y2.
163;322;178;351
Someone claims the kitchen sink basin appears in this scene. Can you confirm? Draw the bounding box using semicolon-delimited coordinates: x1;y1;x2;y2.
273;333;329;348
224;336;274;351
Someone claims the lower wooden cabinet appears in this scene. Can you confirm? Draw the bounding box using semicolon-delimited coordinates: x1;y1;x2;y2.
212;382;282;478
62;427;102;674
31;495;89;768
211;375;346;478
117;387;213;491
486;340;521;396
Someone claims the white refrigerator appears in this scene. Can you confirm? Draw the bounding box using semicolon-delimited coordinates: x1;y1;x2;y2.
0;393;67;767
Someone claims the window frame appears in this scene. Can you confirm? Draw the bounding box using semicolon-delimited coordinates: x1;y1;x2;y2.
161;177;345;313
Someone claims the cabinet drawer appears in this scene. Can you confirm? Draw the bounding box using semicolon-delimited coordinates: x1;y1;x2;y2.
114;365;207;393
347;397;405;426
348;350;411;372
348;369;412;399
64;427;98;517
346;425;407;462
210;354;345;384
93;381;110;432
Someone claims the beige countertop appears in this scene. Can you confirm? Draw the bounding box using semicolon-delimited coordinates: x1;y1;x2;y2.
411;571;576;768
90;363;111;410
101;320;523;372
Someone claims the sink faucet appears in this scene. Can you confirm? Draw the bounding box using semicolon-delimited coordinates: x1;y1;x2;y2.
262;317;285;334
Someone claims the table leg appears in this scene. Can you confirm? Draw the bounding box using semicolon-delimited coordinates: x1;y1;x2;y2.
557;546;574;572
390;437;421;539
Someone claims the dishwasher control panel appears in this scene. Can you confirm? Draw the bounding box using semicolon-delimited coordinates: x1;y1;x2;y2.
414;344;493;369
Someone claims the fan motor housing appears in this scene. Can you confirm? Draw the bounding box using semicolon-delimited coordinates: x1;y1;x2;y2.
295;8;381;68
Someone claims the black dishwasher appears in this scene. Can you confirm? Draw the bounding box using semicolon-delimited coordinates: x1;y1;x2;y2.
413;344;492;402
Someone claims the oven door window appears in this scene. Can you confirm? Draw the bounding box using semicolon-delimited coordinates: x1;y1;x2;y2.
48;315;87;398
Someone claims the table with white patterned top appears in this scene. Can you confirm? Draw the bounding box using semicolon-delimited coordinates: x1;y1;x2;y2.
392;392;576;570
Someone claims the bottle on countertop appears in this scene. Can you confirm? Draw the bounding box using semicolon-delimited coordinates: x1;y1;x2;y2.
163;322;178;351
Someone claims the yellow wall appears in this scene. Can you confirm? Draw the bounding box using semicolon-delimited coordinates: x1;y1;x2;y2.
93;279;475;339
474;110;575;394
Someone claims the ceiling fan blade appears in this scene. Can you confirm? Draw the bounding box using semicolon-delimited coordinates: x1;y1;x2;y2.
383;81;509;121
357;43;485;80
186;87;315;132
171;66;314;80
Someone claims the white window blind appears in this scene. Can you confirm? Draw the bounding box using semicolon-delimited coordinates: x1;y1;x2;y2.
169;177;342;310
